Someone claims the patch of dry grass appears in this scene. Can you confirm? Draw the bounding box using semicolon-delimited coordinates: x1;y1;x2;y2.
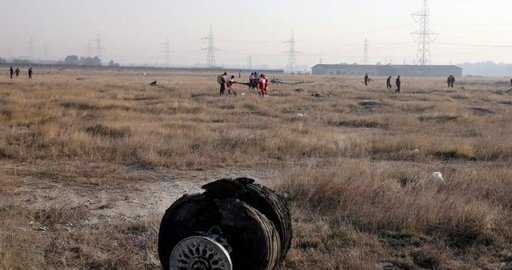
1;70;512;269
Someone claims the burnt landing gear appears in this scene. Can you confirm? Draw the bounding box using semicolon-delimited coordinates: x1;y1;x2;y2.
158;178;292;270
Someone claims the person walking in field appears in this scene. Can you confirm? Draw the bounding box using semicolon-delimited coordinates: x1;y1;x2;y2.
258;74;268;96
395;75;401;93
28;67;33;80
386;76;392;89
217;72;227;96
364;73;369;86
9;66;14;79
15;67;20;78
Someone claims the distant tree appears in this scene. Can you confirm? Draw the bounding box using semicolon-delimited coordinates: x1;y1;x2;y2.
12;59;31;64
64;55;80;65
81;56;102;66
108;60;120;67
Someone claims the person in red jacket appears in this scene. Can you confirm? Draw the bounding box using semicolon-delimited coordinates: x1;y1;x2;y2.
258;74;268;96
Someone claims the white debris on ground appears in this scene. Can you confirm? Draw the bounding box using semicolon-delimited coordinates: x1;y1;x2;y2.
431;172;446;184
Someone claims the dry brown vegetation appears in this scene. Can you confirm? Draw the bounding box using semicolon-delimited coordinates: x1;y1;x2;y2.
1;69;512;269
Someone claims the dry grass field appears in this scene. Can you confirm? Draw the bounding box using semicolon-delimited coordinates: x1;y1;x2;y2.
1;69;512;270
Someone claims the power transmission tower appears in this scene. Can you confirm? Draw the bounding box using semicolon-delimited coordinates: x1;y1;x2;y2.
202;25;216;67
94;33;103;59
247;56;253;70
412;0;436;65
363;38;369;64
162;38;173;67
28;37;34;60
43;45;49;60
87;41;93;57
285;30;298;73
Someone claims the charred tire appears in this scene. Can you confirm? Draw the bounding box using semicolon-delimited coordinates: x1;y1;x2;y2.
158;195;281;270
202;178;292;264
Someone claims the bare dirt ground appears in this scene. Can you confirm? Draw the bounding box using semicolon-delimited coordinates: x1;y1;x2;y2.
1;69;512;269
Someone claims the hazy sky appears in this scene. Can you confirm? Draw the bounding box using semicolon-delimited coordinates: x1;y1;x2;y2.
2;0;512;68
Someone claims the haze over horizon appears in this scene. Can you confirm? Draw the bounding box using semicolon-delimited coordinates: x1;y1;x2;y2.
2;0;512;69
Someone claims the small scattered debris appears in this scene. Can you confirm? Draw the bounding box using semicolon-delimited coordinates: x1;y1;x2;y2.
359;100;383;108
431;172;445;184
294;88;305;92
296;113;305;118
271;79;313;85
470;107;495;115
150;81;158;86
311;93;323;98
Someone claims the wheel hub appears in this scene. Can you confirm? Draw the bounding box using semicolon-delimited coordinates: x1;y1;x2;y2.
169;236;232;270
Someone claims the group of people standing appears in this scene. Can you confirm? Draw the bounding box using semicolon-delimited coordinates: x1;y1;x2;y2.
365;73;401;93
249;72;269;96
217;72;237;96
386;75;401;93
447;75;456;88
218;72;269;97
9;66;33;79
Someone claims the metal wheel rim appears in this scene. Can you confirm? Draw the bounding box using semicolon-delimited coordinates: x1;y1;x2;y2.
169;236;232;270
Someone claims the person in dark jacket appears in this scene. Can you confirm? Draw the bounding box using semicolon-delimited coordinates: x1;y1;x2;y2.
217;72;227;96
28;67;33;79
15;67;20;77
386;76;392;89
9;66;14;79
364;73;369;86
395;75;401;93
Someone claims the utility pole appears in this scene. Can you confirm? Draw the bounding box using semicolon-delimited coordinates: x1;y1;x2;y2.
412;0;436;65
363;38;369;64
202;25;216;67
285;30;298;73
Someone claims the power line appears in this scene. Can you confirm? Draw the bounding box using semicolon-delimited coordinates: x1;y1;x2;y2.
411;0;437;65
202;25;216;67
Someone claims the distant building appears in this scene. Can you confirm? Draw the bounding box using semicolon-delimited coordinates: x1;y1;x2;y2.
312;64;463;77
